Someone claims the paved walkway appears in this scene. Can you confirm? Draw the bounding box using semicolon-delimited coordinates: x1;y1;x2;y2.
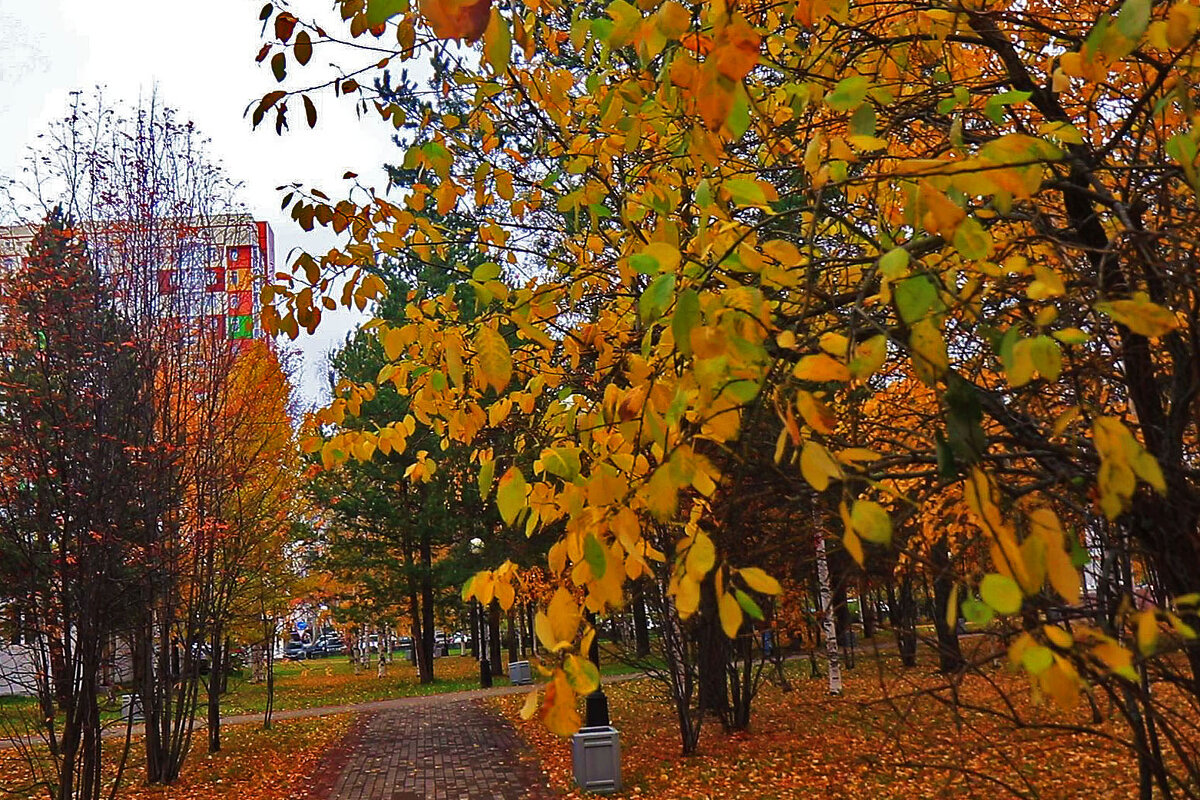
313;699;555;800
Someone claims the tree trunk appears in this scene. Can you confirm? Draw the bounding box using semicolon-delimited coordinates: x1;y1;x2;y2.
814;529;843;694
506;607;518;665
697;578;729;716
633;581;651;658
207;632;223;753
860;577;876;639
894;575;918;668
469;602;479;659
419;527;435;682
488;600;503;676
930;539;964;673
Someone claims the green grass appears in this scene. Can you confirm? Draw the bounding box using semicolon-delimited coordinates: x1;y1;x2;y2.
0;646;667;732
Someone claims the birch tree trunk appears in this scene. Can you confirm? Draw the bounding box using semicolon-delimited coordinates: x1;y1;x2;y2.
814;530;842;696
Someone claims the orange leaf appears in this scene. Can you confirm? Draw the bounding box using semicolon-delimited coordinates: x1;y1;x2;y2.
419;0;491;42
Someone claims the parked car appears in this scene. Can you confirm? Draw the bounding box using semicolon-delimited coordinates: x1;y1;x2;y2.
282;639;308;660
306;633;345;658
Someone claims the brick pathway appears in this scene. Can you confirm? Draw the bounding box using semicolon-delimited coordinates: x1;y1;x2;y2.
316;699;555;800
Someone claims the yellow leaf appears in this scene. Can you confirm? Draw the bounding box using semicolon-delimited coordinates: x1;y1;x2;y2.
818;332;849;358
496;466;528;526
495;578;515;610
1096;297;1180;338
1044;624;1073;649
849;334;887;379
1018;534;1046;595
684;531;716;580
383;326;404;361
850;500;892;544
796;390;837;433
474;570;495;604
980;572;1023;615
547;587;580;647
676;574;700;617
843;528;864;566
1092;641;1138;681
1047;543;1081;605
1136;609;1158;655
1008;338;1035;387
793;353;850;382
543;670;582;736
837;447;881;464
640;241;681;273
909;318;948;383
800;440;843;491
739;567;782;595
474;325;512;393
719;591;743;638
564;654;600;694
519;687;540;720
1040;659;1081;710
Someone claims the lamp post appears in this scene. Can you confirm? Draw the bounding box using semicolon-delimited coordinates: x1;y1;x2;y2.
584;611;609;727
469;537;492;688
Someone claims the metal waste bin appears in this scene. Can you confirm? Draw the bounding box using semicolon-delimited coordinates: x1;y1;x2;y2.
571;725;621;793
121;694;143;723
508;660;532;685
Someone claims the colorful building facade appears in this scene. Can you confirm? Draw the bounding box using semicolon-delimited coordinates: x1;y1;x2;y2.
0;214;275;347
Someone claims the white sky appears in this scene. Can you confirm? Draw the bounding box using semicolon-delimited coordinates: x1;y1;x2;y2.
0;0;405;407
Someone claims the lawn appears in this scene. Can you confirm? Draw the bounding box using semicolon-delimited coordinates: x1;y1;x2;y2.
0;714;352;800
495;642;1148;799
218;652;513;715
0;653;513;732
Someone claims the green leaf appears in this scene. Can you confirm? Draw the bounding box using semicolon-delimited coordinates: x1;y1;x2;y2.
850;500;892;544
630;254;660;274
734;589;764;620
879;247;910;279
1021;644;1054;675
724;178;767;206
953;217;992;260
478;459;495;501
473;262;501;281
895;275;938;324
826;76;870;111
484;9;513;74
727;90;751;139
672;289;700;355
984;90;1032;124
1116;0;1151;40
584;533;607;578
639;273;676;322
564;653;600;694
980;573;1023;615
496;467;528;527
366;0;406;26
849;103;876;137
962;597;994;626
542;447;581;480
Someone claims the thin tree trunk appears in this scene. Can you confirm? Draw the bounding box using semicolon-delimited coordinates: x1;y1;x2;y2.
633;582;651;658
815;529;843;694
931;539;964;673
488;600;503;677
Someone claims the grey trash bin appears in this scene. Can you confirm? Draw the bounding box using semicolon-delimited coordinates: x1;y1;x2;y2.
121;694;143;723
571;725;621;793
508;660;532;685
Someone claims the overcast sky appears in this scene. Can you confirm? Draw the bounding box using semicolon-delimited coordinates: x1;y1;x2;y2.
0;0;406;407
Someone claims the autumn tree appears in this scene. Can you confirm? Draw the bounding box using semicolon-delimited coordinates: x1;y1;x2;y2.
254;0;1200;789
8;93;266;782
0;209;153;800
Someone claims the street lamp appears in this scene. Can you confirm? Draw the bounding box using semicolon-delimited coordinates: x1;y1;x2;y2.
469;537;492;688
